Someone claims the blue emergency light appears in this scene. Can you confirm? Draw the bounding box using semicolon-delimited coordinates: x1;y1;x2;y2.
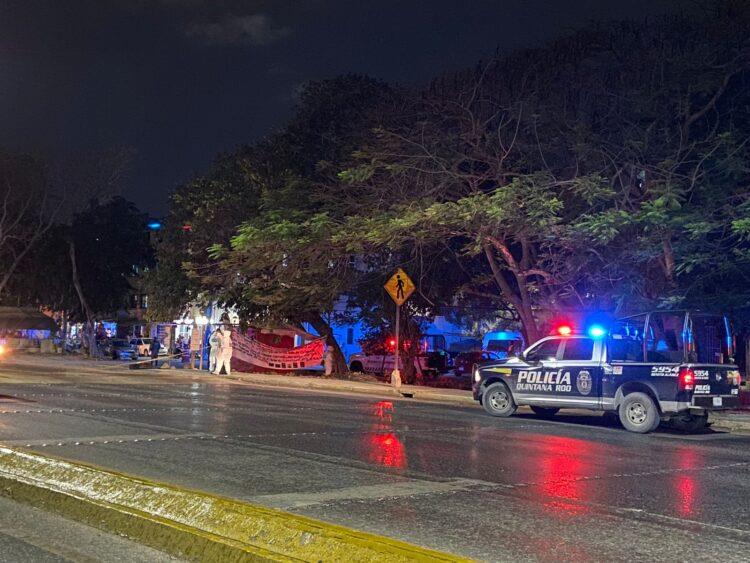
587;325;607;338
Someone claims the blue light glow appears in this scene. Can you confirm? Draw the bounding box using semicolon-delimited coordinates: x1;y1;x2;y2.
587;325;606;338
147;221;162;230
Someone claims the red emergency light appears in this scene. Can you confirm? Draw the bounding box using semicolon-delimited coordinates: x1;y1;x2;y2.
557;325;573;336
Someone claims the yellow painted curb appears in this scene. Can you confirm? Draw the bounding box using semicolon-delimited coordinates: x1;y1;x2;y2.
0;446;468;562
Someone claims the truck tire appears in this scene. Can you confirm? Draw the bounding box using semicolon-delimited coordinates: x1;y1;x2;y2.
619;392;659;433
530;406;559;418
482;382;517;417
349;361;363;372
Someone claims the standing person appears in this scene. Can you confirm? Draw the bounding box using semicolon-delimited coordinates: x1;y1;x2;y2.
190;325;201;369
211;326;224;375
150;338;161;368
208;328;221;373
213;326;233;376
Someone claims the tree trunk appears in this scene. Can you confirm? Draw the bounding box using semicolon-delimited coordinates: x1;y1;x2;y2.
306;313;348;375
483;242;542;344
661;235;676;287
69;241;98;357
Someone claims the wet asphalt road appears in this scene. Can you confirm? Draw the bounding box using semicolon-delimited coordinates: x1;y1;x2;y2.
0;495;179;562
0;378;749;562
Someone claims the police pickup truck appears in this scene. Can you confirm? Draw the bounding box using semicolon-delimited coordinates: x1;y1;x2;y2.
472;312;742;433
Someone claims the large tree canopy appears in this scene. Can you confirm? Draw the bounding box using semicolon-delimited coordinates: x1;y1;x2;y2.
150;3;750;372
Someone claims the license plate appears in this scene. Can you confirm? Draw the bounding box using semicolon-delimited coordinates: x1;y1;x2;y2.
713;396;723;407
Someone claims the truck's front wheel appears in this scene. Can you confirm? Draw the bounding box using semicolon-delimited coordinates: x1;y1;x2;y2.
619;392;660;433
482;382;517;417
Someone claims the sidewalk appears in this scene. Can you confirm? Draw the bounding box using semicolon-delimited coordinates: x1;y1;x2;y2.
3;352;749;432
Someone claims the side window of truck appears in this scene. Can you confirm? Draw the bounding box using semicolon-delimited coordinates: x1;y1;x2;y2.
561;338;595;361
608;317;646;362
524;338;562;363
646;312;685;363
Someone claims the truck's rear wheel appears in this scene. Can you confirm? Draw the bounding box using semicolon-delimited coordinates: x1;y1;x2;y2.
349;361;363;372
619;392;659;433
482;382;517;417
530;406;559;418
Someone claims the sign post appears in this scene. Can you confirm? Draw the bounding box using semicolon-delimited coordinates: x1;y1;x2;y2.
384;268;415;389
196;315;208;370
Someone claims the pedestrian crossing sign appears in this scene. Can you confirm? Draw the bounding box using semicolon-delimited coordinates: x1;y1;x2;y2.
384;268;415;306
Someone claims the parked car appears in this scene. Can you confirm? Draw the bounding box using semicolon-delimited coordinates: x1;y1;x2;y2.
103;338;137;361
454;350;504;376
130;337;152;357
348;352;439;379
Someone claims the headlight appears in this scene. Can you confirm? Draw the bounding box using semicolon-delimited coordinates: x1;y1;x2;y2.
474;368;481;382
0;345;5;355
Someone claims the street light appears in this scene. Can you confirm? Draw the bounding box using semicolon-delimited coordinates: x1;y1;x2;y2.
196;315;208;370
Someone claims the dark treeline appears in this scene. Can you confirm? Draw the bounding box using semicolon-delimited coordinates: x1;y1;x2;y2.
0;149;153;355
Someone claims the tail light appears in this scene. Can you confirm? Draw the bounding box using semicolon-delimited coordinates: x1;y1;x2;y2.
728;370;741;386
679;367;695;391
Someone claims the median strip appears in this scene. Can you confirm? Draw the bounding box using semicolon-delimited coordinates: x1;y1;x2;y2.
0;445;467;562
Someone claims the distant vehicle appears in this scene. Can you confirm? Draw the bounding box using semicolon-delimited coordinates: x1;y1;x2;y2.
454;350;503;376
348;352;439;379
130;337;152;357
130;337;167;357
473;311;741;433
482;330;524;356
103;338;137;361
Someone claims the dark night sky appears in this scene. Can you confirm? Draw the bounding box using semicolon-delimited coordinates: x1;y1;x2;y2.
1;0;675;215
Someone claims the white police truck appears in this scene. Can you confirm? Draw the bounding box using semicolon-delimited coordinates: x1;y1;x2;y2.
472;311;741;433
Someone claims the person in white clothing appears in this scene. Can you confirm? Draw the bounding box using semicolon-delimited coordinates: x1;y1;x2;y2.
208;328;221;372
213;326;233;375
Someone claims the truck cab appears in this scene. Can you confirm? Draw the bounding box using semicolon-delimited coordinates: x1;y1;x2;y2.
472;311;741;433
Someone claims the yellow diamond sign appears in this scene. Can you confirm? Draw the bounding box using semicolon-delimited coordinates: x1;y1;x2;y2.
384;268;415;306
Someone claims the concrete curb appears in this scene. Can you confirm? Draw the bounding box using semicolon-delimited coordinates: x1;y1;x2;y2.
0;446;467;562
709;413;750;433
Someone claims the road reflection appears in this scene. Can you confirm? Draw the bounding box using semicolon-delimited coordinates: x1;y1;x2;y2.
364;401;407;469
673;446;699;517
532;435;595;515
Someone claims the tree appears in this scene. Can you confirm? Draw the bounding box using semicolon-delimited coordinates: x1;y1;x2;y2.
9;197;153;354
0;152;60;297
159;75;396;373
339;3;750;340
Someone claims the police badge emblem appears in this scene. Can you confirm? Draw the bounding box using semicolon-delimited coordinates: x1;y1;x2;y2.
576;370;592;395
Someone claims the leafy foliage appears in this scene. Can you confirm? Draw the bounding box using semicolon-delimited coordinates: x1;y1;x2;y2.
150;3;750;369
